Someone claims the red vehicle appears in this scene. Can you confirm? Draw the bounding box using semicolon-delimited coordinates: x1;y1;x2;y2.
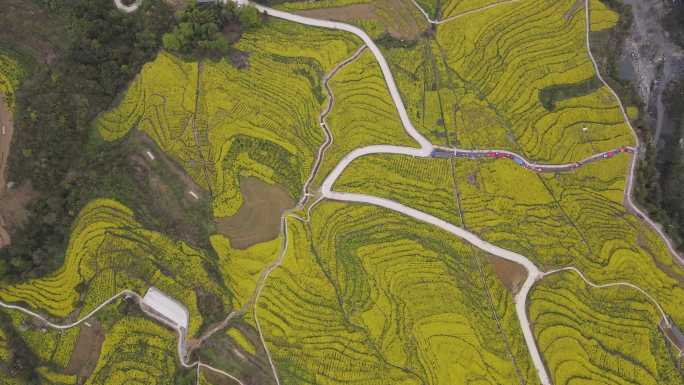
487;152;496;158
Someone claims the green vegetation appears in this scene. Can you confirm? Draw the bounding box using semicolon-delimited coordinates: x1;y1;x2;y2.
254;201;540;384
334;154;461;225
162;2;261;57
0;199;229;337
378;0;634;163
312;49;417;188
0;47;31;111
97;19;361;218
86;317;178;385
530;271;682;385
0;0;175;281
538;76;603;111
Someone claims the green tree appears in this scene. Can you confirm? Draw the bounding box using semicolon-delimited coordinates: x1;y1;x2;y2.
237;5;260;29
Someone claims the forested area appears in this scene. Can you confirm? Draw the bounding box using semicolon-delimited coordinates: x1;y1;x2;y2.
634;3;684;249
162;2;260;56
1;0;266;283
0;0;175;282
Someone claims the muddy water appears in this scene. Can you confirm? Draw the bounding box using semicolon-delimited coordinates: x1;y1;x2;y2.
216;177;295;249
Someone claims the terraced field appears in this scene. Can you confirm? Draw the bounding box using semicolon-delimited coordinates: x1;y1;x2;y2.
379;0;634;163
3;1;684;385
96;20;361;218
312;48;417;188
0;199;228;338
334;154;461;225
85;317;178;385
529;271;682;385
254;201;540;384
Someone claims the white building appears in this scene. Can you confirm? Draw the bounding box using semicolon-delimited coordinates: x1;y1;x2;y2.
141;287;189;331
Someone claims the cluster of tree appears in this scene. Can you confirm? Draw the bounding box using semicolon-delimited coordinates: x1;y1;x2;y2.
597;0;684;249
0;0;175;281
162;2;260;56
663;1;684;49
636;80;684;248
0;313;40;384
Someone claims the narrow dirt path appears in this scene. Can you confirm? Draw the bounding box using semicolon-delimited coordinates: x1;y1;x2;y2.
0;93;14;249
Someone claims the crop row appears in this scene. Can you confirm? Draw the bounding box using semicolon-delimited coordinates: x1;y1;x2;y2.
0;49;28;111
334;154;462;226
313;49;417;189
0;199;229;338
253;201;540;384
530;271;682;385
96;19;360;218
85;317;178;385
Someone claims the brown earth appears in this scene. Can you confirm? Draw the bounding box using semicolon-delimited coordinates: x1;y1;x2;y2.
136;132;208;201
216;177;294;250
199;324;277;385
0;94;13;248
487;255;527;293
0;0;63;65
64;321;106;380
295;0;427;40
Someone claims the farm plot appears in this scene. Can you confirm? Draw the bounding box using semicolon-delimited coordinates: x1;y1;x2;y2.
436;0;633;162
254;201;540;385
0;199;229;338
312;49;417;188
84;317;179;385
381;0;634;163
529;271;682;385
96;19;361;218
455;154;684;329
333;154;461;226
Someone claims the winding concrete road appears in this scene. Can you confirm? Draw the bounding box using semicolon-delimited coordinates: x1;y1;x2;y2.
114;0;142;13
241;1;433;152
0;2;678;385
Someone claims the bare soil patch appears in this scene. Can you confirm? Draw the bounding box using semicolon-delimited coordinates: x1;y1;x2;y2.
216;177;294;249
487;255;527;293
0;0;63;65
295;0;426;40
64;321;105;379
0;94;13;193
0;94;14;249
199;324;277;385
0;182;39;248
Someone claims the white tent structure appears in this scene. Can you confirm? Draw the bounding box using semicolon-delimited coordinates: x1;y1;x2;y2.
141;287;189;331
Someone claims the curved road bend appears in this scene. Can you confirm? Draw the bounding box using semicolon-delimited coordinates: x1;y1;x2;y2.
298;45;367;207
0;3;674;385
238;1;434;152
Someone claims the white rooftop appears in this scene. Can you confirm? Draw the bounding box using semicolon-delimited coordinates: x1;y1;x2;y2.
142;287;189;330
